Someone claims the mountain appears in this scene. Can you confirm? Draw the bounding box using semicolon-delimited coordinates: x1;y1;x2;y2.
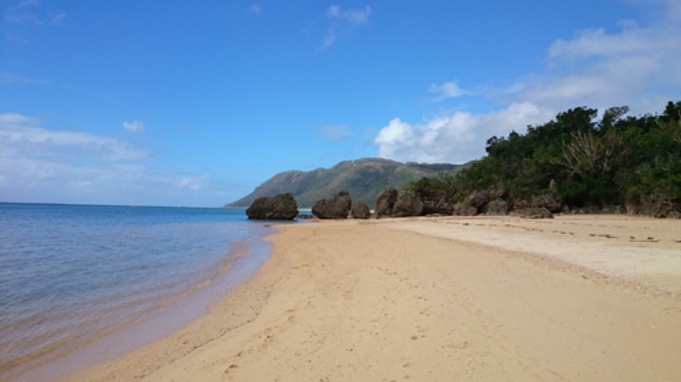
226;158;463;209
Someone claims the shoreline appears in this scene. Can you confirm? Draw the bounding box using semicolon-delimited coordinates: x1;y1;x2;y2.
7;233;274;382
50;215;681;380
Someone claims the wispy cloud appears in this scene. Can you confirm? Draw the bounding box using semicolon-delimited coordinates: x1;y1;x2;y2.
0;113;215;205
1;113;148;160
4;0;67;41
315;124;352;140
0;71;49;85
374;1;681;164
122;119;146;134
322;5;372;49
247;4;262;16
427;81;471;102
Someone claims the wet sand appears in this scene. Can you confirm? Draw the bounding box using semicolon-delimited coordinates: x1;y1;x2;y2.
63;215;681;381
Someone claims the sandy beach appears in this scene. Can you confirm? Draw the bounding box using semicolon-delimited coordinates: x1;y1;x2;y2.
62;215;681;381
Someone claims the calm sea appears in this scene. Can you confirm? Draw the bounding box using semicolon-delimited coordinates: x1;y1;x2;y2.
0;203;275;381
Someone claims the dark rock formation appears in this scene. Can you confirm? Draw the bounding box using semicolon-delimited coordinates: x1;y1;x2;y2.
511;207;554;219
531;194;562;213
375;187;398;218
484;200;508;216
465;190;491;209
452;202;478;216
312;191;352;219
246;193;298;220
421;199;454;215
392;190;424;217
629;194;680;218
351;201;371;219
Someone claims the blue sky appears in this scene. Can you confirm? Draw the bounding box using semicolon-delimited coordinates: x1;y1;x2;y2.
1;0;680;207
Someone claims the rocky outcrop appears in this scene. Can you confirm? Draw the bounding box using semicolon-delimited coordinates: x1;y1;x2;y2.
511;207;554;219
627;194;681;218
465;190;491;209
246;193;298;220
484;200;508;216
375;187;398;218
351;201;371;219
312;191;352;219
531;194;562;213
421;199;454;215
452;202;478;216
392;190;424;217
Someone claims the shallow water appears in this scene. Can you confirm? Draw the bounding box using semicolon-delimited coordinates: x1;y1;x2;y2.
0;203;273;380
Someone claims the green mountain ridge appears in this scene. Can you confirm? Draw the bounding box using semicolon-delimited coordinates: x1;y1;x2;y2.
226;158;464;209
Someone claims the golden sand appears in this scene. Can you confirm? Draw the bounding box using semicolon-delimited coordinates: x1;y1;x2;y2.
64;215;681;381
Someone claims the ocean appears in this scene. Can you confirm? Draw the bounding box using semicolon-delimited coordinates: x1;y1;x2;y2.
0;203;276;381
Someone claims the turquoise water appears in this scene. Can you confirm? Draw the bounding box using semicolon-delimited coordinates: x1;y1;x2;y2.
0;203;274;380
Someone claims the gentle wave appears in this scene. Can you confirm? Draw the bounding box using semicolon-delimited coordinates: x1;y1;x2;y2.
0;203;273;380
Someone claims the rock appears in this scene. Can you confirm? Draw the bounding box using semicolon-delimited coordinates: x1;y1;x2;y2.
452;202;478;216
312;191;352;219
511;207;554;219
351;201;371;219
375;187;398;218
246;193;298;220
635;194;679;218
531;194;562;213
465;190;491;208
484;200;508;216
601;205;625;214
421;199;454;215
392;190;424;217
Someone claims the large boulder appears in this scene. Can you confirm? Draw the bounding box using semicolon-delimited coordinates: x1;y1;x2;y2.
452;202;478;216
511;207;554;219
531;194;562;213
465;190;491;209
484;200;509;216
375;187;398;218
246;193;298;220
351;201;371;219
392;190;424;217
629;194;680;218
312;191;352;219
421;199;454;215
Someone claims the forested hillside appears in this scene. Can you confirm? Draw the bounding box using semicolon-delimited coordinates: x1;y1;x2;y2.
227;158;463;208
408;101;681;216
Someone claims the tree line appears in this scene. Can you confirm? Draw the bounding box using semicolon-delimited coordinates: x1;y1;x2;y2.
407;101;681;213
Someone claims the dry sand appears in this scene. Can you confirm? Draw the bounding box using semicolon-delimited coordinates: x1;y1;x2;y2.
63;215;681;381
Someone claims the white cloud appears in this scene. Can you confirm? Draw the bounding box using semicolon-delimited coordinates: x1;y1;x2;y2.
1;113;148;160
315;124;352;140
374;1;681;164
18;0;41;7
122;119;145;134
0;113;218;206
322;5;372;49
175;174;210;190
428;81;470;102
515;16;681;115
327;5;372;25
375;102;553;164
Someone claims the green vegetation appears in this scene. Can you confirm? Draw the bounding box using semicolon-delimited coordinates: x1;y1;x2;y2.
227;158;462;209
408;101;681;210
